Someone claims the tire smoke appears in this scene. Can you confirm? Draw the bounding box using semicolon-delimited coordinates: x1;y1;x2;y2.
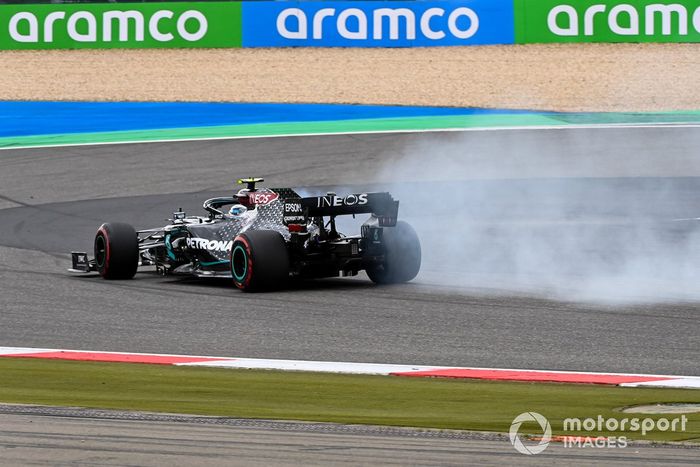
379;129;700;303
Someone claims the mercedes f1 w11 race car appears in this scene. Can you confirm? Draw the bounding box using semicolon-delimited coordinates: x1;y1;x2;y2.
70;178;421;291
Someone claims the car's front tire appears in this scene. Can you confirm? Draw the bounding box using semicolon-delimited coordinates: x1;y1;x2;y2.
367;221;421;284
231;230;289;292
94;222;139;280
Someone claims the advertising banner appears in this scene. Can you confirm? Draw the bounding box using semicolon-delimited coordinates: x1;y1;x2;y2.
515;0;700;43
0;1;242;49
242;0;514;47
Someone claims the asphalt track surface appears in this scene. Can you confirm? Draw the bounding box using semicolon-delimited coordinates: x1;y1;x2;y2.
0;128;699;377
1;405;698;466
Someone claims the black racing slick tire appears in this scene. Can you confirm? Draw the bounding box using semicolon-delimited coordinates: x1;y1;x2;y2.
367;221;421;285
231;230;289;292
94;222;139;280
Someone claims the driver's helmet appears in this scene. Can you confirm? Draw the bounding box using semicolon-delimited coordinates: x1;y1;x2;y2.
228;204;248;216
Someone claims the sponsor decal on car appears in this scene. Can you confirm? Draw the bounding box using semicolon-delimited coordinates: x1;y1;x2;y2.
283;200;306;225
285;202;303;213
284;215;306;224
249;191;279;205
186;237;233;252
317;193;369;208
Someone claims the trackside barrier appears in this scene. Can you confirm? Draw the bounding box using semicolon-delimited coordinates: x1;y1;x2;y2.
1;1;699;49
0;0;513;49
241;0;514;47
0;1;242;49
515;0;700;43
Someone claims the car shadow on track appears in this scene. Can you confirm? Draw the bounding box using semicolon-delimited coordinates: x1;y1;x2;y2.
102;271;382;294
169;275;380;293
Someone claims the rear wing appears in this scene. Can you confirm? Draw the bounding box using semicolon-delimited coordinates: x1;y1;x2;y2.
283;192;399;227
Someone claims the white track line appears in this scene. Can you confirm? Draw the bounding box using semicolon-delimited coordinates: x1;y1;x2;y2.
1;122;699;151
184;358;441;375
621;379;700;389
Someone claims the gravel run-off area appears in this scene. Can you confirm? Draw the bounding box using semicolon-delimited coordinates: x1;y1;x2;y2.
1;43;698;112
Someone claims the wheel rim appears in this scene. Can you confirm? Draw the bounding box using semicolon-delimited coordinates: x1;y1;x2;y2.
231;244;248;282
95;234;107;268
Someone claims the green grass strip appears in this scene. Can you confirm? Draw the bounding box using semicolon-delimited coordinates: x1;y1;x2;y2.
0;358;698;442
2;110;700;149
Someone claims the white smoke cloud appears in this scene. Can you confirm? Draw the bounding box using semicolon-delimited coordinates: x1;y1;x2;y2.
376;129;700;303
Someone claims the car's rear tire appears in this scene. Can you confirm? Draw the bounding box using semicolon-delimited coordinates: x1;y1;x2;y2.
366;221;421;284
231;230;289;292
94;222;139;280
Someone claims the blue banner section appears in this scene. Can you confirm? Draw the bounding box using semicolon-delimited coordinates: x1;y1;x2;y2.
242;0;514;47
0;101;531;137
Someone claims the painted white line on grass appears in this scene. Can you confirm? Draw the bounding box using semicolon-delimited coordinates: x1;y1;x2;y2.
1;122;699;151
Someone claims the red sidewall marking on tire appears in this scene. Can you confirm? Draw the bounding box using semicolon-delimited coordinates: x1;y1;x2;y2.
97;226;110;276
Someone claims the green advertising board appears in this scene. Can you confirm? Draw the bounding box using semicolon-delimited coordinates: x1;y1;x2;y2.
0;1;242;49
515;0;700;43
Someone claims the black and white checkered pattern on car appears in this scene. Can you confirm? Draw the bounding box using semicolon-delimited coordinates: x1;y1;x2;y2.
185;200;292;263
241;200;291;240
